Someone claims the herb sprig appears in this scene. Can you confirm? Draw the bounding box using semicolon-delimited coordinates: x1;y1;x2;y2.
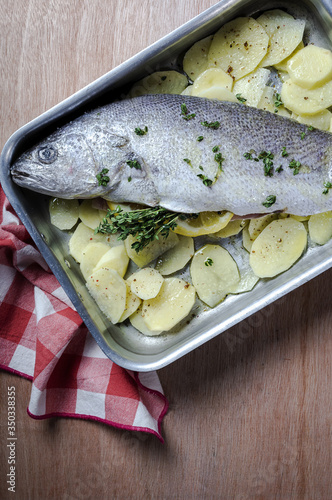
96;206;193;252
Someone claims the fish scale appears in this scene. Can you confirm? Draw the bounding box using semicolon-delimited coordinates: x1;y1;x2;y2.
11;94;332;216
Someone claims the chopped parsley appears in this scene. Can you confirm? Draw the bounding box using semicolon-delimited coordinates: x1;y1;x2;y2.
276;165;283;173
181;102;196;121
258;151;274;177
244;152;254;160
281;147;289;157
214;151;225;171
301;125;314;139
205;258;214;266
212;145;220;153
289;159;301;175
262;195;276;208
274;93;283;112
134;126;148;136
96;168;110;186
323;182;332;195
126;160;142;170
236;93;247;103
197;136;204;142
197;173;213;187
201;120;220;130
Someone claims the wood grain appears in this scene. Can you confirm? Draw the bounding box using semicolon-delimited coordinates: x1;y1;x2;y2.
1;1;332;499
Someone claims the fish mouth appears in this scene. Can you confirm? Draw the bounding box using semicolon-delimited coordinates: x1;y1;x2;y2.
11;161;56;195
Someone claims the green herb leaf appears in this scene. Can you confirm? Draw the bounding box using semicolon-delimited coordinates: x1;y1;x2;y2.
197;136;204;142
281;147;289;157
134;126;148;136
126;160;142;170
274;93;283;111
236;93;247;103
201;120;220;130
323;181;332;194
197;173;213;186
181;102;196;121
96;168;110;186
262;195;276;208
204;258;213;267
288;159;301;175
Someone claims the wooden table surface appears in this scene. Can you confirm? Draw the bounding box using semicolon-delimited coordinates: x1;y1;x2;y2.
1;1;332;499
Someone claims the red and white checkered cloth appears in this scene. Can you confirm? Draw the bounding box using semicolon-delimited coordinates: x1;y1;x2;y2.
0;187;168;441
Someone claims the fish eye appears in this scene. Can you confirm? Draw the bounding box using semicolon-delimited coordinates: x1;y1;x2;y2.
38;145;57;164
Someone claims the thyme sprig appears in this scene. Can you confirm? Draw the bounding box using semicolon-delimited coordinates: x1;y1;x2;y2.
96;206;193;252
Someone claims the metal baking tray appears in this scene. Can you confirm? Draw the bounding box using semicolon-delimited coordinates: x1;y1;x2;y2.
1;0;332;371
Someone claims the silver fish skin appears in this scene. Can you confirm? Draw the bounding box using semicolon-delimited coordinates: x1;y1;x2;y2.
11;94;332;216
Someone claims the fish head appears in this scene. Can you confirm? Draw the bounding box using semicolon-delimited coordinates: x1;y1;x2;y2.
11;126;129;198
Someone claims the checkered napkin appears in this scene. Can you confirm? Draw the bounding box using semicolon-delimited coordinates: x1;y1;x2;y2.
0;187;168;441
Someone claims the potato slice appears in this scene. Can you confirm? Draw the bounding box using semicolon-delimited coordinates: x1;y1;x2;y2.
129;71;188;97
229;268;259;294
86;268;127;324
281;78;332;115
279;213;309;222
256;10;305;67
248;214;278;241
119;284;141;323
308;211;332;245
193;86;238;102
273;41;304;72
242;225;254;253
212;219;247;238
141;278;196;332
190;244;240;307
208;17;269;81
232;68;270;107
69;222;122;263
181;86;193;96
249;219;307;278
257;85;291;117
129;305;163;337
80;242;110;280
127;268;164;300
183;35;213;81
287;45;332;89
49;198;79;230
295;109;332;131
124;232;179;268
192;67;233;95
93;245;129;278
79;199;104;229
155;235;194;275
